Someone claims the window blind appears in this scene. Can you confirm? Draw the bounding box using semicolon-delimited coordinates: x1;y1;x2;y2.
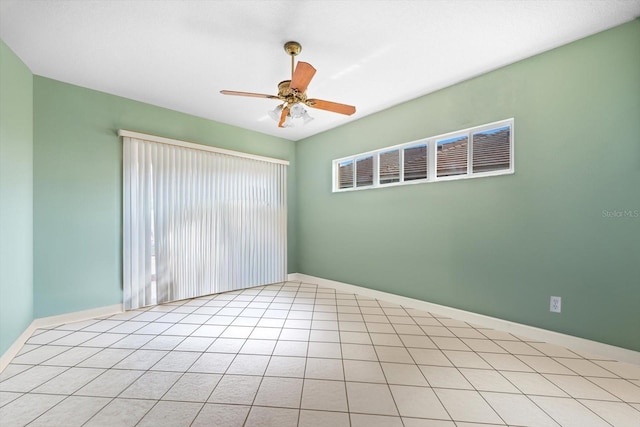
122;132;287;310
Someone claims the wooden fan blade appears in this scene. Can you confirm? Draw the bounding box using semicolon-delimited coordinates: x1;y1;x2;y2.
278;106;290;128
306;99;356;116
220;90;278;99
290;62;316;92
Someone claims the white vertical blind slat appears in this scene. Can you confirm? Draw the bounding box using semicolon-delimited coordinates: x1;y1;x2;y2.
123;137;287;310
123;141;133;309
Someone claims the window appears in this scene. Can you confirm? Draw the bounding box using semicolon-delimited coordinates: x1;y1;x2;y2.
333;118;513;192
472;126;511;173
379;149;400;184
404;144;428;181
337;160;354;189
437;135;468;177
356;155;374;187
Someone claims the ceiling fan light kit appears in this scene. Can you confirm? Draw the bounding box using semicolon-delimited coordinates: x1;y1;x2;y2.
221;41;356;128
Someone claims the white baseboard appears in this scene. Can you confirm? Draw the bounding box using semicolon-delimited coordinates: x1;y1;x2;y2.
289;273;640;366
0;304;123;373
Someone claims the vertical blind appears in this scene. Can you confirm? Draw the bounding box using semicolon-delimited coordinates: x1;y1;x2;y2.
122;132;287;310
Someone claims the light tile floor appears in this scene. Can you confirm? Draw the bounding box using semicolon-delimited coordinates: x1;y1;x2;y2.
1;281;639;426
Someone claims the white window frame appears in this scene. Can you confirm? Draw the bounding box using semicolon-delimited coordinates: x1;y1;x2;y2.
332;118;514;192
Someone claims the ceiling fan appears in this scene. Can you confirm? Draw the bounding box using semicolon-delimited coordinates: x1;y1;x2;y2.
220;41;356;128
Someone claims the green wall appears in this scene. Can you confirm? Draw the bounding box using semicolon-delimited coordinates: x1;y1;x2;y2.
0;40;34;354
296;21;640;351
33;77;296;318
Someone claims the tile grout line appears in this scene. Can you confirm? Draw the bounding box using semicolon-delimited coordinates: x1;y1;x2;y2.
362;294;412;425
437;313;538;426
87;295;220;427
333;286;353;427
437;312;614;426
142;290;255;427
427;309;629;427
195;282;286;427
239;281;303;426
88;287;257;427
292;280;313;427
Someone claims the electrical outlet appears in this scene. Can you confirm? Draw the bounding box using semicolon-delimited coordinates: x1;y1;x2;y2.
550;296;562;313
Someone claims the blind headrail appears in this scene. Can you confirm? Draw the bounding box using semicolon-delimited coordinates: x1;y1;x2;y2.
118;129;289;166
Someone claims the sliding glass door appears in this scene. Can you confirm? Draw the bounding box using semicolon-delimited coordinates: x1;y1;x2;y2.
122;134;287;310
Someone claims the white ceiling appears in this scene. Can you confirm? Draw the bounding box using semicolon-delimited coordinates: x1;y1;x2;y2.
1;1;639;141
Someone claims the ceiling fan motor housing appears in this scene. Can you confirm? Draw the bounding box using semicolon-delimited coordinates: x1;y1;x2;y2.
277;80;307;105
